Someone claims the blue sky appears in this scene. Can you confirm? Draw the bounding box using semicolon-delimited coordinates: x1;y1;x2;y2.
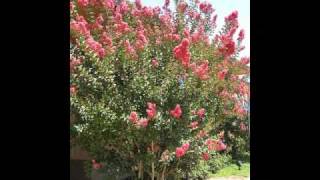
135;0;250;57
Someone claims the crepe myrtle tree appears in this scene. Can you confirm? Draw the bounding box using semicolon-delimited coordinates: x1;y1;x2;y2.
70;0;249;179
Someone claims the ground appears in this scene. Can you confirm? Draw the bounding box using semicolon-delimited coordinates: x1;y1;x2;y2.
207;176;249;180
207;163;250;180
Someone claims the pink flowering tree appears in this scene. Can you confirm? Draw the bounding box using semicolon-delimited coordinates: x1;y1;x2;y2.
70;0;249;179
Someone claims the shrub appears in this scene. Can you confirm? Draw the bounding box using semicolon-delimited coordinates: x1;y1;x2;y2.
70;0;249;179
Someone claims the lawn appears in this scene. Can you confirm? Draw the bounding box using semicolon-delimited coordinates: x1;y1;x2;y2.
209;163;250;178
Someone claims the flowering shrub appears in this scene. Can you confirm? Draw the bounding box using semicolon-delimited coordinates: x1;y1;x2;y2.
70;0;249;179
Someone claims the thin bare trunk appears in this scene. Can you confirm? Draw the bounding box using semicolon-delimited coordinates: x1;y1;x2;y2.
161;166;166;180
151;141;155;180
138;160;144;180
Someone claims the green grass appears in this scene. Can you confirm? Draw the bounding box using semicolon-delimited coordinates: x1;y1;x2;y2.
209;163;250;177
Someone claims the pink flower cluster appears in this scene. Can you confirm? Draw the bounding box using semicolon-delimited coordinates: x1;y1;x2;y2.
205;139;227;151
240;57;250;65
70;56;81;72
196;130;208;139
238;29;245;41
188;10;201;20
70;16;90;37
92;160;102;169
117;0;129;14
218;35;236;57
146;102;157;119
170;104;182;119
70;2;75;12
100;32;113;46
135;0;142;10
190;60;210;80
135;29;148;50
199;1;214;14
129;111;149;128
225;10;239;28
78;0;89;7
165;33;181;41
103;0;115;10
173;38;191;68
175;143;190;158
113;13;131;35
197;108;206;119
189;121;199;130
233;102;246;117
164;0;170;7
151;58;159;68
85;36;105;58
91;14;104;30
202;152;210;161
177;1;188;13
124;40;137;59
70;85;77;95
240;122;248;131
217;68;228;80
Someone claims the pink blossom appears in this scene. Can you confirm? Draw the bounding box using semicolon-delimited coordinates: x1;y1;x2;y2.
124;40;136;56
218;35;236;57
225;10;239;28
189;121;199;129
211;15;217;28
202;152;210;161
164;0;170;7
206;139;226;151
192;60;209;80
142;7;154;17
160;14;171;26
138;118;148;128
135;30;148;50
92;160;102;170
240;122;247;131
151;58;159;67
100;32;113;46
173;38;191;68
227;27;237;38
85;36;105;58
197;108;206;119
146;102;156;119
78;0;89;7
240;57;250;65
217;69;228;80
114;21;131;34
70;2;75;12
175;147;185;158
234;103;246;117
196;130;208;139
183;28;190;38
177;1;188;13
129;111;138;124
199;1;214;14
170;104;182;119
153;6;161;16
135;0;142;10
119;1;129;14
103;0;115;9
182;143;190;151
70;56;81;72
70;86;77;95
70;16;90;37
238;29;245;41
215;141;227;151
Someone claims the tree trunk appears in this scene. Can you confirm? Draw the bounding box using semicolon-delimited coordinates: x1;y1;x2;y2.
138;161;144;180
